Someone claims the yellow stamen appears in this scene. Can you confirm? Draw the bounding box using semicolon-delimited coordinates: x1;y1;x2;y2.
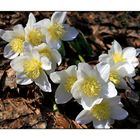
91;101;111;121
109;70;120;85
10;36;24;53
48;23;65;40
39;48;52;59
23;59;42;80
64;76;77;92
81;77;101;97
112;53;126;63
28;29;45;46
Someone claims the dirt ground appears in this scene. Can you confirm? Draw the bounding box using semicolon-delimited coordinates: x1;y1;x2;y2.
0;12;140;129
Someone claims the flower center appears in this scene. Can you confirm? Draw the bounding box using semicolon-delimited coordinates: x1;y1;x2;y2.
81;77;101;97
38;48;52;59
91;101;111;121
48;23;65;40
10;36;24;53
28;29;45;46
64;76;77;92
23;59;42;80
112;53;126;63
109;70;120;85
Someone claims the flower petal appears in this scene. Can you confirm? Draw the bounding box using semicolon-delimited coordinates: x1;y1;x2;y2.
93;119;111;128
102;82;117;98
76;110;93;124
111;40;122;54
13;24;25;35
34;71;51;92
51;12;67;24
2;31;16;42
40;56;52;71
52;49;62;65
55;84;72;104
96;62;110;82
99;54;109;63
111;106;128;120
16;72;33;85
48;39;62;50
123;47;136;60
4;44;19;59
50;71;67;83
62;24;79;41
26;13;36;28
66;65;77;75
10;55;29;72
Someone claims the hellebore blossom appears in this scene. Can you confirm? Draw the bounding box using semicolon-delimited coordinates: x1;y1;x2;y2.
25;13;46;46
76;96;128;128
50;65;77;104
36;12;79;49
0;24;25;59
99;40;139;69
71;62;117;108
10;43;52;92
33;43;62;73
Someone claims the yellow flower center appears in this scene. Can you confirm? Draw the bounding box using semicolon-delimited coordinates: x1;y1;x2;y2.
28;29;45;46
48;23;65;40
38;48;52;59
81;77;101;97
23;59;42;80
91;101;111;121
10;36;24;53
109;70;120;85
112;53;126;63
64;76;77;92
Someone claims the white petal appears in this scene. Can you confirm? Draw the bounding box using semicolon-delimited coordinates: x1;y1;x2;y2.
10;55;29;72
36;19;50;28
117;78;129;89
62;24;79;41
93;119;111;128
55;84;72;104
16;72;33;85
4;44;19;59
34;71;51;92
50;70;68;83
99;54;109;63
2;31;16;42
131;58;139;68
0;29;4;37
96;62;110;82
77;63;93;79
51;12;67;24
13;24;25;35
23;42;33;53
123;47;136;60
76;110;93;124
109;96;121;106
111;106;128;120
52;49;62;65
111;40;122;54
46;60;57;75
102;82;117;98
48;39;62;50
66;65;77;75
71;80;82;99
26;13;36;28
40;56;52;71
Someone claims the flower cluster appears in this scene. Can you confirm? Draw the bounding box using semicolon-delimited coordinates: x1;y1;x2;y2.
0;12;139;129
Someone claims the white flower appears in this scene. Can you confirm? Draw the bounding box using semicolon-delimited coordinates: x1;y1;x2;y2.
50;65;77;104
0;24;25;59
99;40;139;69
33;43;62;74
108;63;135;89
76;96;128;128
71;62;117;108
25;13;46;46
10;44;52;92
36;12;79;49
